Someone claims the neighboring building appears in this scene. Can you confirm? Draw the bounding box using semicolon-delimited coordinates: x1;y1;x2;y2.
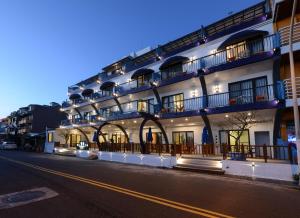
54;0;285;155
273;0;300;143
0;118;9;140
3;103;67;146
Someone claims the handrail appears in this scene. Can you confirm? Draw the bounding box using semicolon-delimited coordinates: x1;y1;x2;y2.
283;77;300;98
279;22;300;45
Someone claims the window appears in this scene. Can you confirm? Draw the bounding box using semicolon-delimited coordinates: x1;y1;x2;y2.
102;86;114;96
226;41;248;61
161;64;184;80
162;93;184;112
83;111;92;121
219;130;250;146
137;74;152;87
72;114;81;123
70;134;81;147
138;98;154;113
146;132;162;144
172;131;194;145
228;77;268;105
226;37;264;62
47;132;53;143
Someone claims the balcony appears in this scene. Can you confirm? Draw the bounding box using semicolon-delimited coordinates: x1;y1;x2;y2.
160;85;278;117
279;22;300;46
184;34;280;74
283;77;300;99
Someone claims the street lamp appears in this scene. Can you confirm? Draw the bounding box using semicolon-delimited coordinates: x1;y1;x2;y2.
288;0;300;185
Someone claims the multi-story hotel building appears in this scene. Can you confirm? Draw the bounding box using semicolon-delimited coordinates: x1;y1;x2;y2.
56;0;288;159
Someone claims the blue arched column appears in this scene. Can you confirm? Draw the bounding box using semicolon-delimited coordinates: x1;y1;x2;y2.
139;112;169;154
95;122;129;148
198;69;214;146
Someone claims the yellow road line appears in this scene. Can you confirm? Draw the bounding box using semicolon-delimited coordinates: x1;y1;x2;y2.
0;155;234;218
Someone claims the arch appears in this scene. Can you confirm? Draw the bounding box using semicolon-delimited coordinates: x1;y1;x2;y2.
139;115;169;154
95;122;129;148
91;103;100;115
74;108;83;119
91;126;107;144
74;127;91;149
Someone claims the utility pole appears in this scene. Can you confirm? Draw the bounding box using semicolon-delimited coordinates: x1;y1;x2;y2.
288;0;300;185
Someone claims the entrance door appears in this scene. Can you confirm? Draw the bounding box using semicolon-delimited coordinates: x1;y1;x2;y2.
254;131;270;145
254;131;270;157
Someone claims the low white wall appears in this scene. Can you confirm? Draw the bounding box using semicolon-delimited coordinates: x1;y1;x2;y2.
44;142;54;153
98;151;177;168
222;160;299;182
76;150;98;158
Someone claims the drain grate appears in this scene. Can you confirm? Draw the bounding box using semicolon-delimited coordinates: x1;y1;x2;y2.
0;187;58;209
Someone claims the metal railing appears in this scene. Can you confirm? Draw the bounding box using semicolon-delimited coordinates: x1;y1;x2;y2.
184;34;279;72
222;144;298;163
279;22;300;46
283;77;300;99
161;85;275;113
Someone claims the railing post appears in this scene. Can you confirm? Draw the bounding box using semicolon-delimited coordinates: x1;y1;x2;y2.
223;144;227;160
263;144;268;163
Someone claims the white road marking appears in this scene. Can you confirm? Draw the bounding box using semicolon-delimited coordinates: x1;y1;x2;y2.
0;187;58;209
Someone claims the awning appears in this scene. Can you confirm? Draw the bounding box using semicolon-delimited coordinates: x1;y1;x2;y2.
217;30;268;50
82;88;94;97
100;81;115;90
69;93;81;100
159;56;189;70
131;68;154;79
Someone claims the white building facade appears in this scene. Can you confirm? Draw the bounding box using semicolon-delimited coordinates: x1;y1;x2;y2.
47;1;296;170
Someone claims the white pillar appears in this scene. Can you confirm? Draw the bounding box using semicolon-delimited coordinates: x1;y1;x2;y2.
288;0;300;184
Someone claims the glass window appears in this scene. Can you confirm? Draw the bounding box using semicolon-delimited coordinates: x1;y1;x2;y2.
162;94;184;112
137;74;152;87
172;131;194;145
219;130;249;146
138;98;154;113
161;64;183;80
228;77;267;104
47;132;53;143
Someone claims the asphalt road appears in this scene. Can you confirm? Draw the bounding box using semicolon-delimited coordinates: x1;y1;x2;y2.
0;151;299;218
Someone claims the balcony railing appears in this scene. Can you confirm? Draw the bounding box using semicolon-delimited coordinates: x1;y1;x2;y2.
161;85;276;113
283;77;300;99
279;22;300;46
184;34;280;73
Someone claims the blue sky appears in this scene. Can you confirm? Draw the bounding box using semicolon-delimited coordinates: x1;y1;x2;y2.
0;0;262;118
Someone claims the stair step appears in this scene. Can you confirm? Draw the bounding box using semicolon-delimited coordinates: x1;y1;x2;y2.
174;165;225;175
177;163;222;169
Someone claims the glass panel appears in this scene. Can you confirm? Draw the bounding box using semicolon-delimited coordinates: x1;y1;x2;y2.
255;77;268;101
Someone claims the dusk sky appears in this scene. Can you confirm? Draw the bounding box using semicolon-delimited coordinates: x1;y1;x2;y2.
0;0;261;118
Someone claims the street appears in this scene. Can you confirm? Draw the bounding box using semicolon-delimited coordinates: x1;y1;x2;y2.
0;151;299;218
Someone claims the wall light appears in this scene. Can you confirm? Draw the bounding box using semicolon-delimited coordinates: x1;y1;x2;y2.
214;84;220;93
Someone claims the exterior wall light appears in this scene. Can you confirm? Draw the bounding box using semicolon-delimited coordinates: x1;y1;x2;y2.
112;93;118;97
96;80;101;84
133;120;137;123
225;114;229;118
214;85;220;93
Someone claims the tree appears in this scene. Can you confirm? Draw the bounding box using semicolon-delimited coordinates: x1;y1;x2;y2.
58;129;71;145
223;111;256;148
